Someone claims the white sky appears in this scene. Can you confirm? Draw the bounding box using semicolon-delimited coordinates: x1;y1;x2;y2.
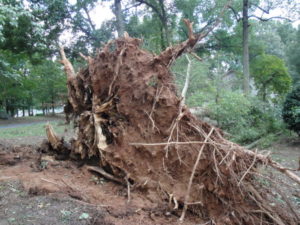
89;2;115;29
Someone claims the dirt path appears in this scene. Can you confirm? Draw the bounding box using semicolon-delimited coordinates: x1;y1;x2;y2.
267;138;300;211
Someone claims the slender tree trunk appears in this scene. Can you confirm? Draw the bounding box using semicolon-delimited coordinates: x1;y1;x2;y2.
160;25;166;50
114;0;124;37
5;99;9;114
262;83;267;102
52;100;55;115
22;107;25;117
242;0;250;95
158;0;169;47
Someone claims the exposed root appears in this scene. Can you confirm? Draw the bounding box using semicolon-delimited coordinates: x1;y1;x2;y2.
86;166;125;185
179;128;214;223
42;21;300;224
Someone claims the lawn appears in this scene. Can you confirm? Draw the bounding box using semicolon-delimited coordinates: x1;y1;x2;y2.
0;120;71;138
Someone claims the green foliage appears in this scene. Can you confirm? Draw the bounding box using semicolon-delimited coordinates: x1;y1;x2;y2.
208;91;250;130
251;54;291;101
171;55;213;104
207;92;284;144
30;60;67;108
282;86;300;135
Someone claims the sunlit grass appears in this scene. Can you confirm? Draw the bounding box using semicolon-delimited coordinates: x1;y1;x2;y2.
0;121;71;138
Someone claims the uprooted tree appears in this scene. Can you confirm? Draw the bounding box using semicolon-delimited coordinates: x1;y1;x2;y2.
45;19;300;224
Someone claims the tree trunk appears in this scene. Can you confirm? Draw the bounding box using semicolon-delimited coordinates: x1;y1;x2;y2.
158;0;169;48
242;0;250;95
114;0;124;37
22;107;25;117
52;96;55;115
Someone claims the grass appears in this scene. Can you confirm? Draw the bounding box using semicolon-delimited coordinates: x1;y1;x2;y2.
0;120;71;138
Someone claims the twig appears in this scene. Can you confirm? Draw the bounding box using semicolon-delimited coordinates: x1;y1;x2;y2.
238;149;257;186
59;46;76;78
186;201;203;206
108;47;127;96
147;85;164;132
86;166;125;184
189;52;202;61
247;184;285;225
164;98;186;157
41;178;63;187
181;54;191;104
173;196;178;210
45;123;61;150
125;177;131;203
129;141;210;146
179;128;214;223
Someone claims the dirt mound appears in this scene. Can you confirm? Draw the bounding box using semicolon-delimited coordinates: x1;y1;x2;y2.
44;22;300;224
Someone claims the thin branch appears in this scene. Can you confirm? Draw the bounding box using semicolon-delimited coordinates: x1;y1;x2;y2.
59;46;76;79
189;52;203;62
179;128;215;222
181;55;191;104
251;3;270;14
122;2;143;12
86;166;125;184
129;141;210;146
83;5;96;31
228;5;241;22
249;15;292;22
135;0;164;22
238;149;257;186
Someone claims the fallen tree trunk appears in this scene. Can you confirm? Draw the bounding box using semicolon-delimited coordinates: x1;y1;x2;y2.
44;21;300;224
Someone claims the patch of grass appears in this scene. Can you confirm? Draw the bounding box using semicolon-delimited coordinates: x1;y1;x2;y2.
0;121;71;138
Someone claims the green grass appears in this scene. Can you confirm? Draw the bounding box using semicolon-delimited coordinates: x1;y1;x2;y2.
0;121;71;138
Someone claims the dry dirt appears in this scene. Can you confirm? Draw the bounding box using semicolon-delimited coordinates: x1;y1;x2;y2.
0;133;299;225
0;141;200;225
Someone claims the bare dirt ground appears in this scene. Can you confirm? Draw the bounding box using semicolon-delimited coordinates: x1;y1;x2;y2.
0;118;299;224
0;118;199;225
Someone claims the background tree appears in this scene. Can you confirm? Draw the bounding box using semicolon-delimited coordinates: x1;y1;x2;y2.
251;54;291;101
283;86;300;136
227;0;298;95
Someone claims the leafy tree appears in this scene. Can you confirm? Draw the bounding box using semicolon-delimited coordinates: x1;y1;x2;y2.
251;54;291;101
228;0;298;95
282;86;300;135
31;60;67;114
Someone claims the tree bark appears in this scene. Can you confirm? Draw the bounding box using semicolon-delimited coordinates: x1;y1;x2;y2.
158;0;169;48
114;0;124;37
242;0;250;95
